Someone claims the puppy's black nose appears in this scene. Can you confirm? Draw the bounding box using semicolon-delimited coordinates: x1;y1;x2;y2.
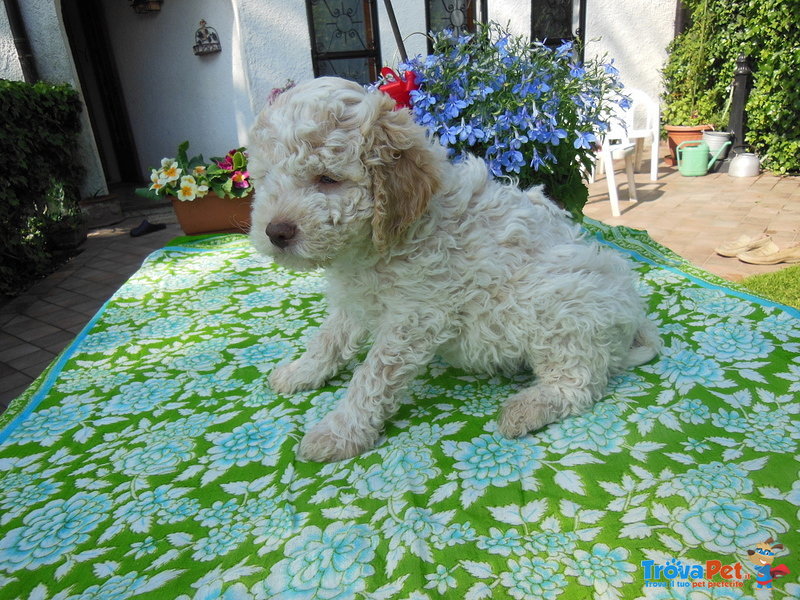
266;222;297;248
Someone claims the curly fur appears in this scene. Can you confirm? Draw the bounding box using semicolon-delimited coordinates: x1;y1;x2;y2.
248;77;661;462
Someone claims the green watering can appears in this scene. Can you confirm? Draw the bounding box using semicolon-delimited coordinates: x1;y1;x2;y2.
676;140;732;176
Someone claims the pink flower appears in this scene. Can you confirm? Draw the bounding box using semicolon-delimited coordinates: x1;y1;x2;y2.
231;170;250;188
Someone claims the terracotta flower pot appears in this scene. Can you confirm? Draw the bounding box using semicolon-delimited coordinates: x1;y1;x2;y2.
664;124;713;166
170;192;252;236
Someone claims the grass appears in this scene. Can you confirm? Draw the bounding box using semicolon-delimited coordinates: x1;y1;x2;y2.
740;264;800;309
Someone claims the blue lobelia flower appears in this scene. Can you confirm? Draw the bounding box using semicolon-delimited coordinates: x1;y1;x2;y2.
573;130;596;150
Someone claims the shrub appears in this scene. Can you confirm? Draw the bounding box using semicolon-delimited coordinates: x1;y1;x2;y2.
0;80;86;296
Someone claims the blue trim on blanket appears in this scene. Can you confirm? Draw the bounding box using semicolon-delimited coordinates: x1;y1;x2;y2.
0;243;246;443
0;298;110;444
593;230;800;318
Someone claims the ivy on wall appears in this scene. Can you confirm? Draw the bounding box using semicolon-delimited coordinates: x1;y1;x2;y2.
0;80;86;297
661;0;800;173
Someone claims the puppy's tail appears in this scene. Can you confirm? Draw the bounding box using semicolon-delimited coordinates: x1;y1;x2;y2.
625;319;661;368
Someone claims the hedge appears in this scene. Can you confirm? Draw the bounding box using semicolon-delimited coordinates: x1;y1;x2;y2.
0;80;86;296
661;0;800;174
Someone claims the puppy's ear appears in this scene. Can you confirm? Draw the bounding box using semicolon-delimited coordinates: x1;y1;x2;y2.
366;96;441;252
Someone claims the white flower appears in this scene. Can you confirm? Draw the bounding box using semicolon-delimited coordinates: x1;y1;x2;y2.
159;158;182;182
177;175;200;201
149;168;166;192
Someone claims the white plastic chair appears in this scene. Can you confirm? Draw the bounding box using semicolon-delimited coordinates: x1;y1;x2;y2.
589;114;639;217
596;129;639;217
621;88;661;182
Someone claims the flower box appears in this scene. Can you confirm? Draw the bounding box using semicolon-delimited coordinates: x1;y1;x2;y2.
170;192;252;236
136;142;254;236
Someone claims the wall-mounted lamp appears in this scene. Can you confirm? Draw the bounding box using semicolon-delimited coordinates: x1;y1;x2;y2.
130;0;162;14
193;20;222;55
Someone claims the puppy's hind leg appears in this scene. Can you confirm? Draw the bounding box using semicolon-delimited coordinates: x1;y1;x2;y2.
270;308;365;395
498;343;610;438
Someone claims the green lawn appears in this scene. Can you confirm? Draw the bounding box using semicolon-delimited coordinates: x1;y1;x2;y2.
740;264;800;309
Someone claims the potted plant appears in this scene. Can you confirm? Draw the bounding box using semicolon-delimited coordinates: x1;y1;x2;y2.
42;181;87;251
661;0;727;165
391;22;627;219
136;141;254;235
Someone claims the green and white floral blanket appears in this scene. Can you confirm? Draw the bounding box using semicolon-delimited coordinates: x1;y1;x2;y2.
1;221;798;600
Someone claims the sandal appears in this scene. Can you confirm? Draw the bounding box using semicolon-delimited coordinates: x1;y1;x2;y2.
737;241;800;265
714;233;773;257
130;219;167;237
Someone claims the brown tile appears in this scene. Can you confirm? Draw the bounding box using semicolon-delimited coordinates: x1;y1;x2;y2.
46;288;90;309
0;343;37;368
20;355;57;379
2;317;61;344
0;382;32;411
0;370;33;394
32;330;77;354
8;348;55;373
71;299;105;318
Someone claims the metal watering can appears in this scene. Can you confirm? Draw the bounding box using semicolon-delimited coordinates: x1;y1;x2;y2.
676;140;732;176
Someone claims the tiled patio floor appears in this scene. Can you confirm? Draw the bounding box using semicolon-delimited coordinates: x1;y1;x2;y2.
0;198;181;411
1;147;799;412
584;146;800;281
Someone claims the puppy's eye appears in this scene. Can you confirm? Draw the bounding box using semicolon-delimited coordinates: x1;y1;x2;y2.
319;175;339;185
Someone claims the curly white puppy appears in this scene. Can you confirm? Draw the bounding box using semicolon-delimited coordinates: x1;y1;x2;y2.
248;77;660;462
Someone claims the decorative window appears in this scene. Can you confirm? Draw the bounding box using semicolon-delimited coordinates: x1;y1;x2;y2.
425;0;488;52
426;0;477;34
306;0;381;85
531;0;586;48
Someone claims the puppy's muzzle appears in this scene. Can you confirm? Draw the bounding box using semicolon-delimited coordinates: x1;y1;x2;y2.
266;222;297;249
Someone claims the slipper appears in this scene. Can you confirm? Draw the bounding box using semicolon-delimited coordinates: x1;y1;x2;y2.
714;233;773;257
737;241;800;265
130;219;167;237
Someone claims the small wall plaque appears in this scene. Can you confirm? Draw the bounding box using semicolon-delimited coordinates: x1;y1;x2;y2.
193;20;221;55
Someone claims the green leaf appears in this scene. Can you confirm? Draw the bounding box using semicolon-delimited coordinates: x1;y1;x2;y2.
176;140;190;166
232;150;246;170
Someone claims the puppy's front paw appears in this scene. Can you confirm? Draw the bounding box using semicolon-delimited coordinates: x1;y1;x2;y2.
298;411;378;463
269;359;325;395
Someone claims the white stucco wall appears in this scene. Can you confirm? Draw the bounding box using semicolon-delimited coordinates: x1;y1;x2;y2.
371;0;673;101
0;3;25;81
584;0;675;101
488;0;532;39
11;0;676;189
104;0;253;176
376;2;427;67
235;0;313;119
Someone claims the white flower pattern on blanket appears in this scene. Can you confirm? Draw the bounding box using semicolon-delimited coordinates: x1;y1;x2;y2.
0;228;798;600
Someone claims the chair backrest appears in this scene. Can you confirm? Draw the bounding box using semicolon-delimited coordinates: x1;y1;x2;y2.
603;102;633;144
621;88;660;138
